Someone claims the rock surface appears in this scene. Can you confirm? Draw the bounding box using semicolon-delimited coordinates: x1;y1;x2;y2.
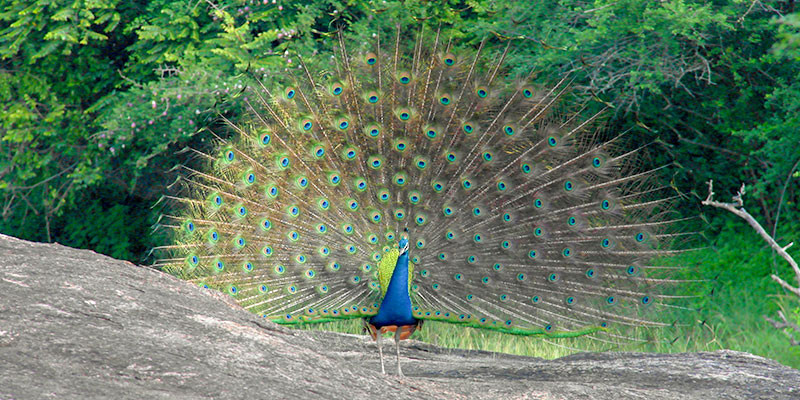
1;233;798;400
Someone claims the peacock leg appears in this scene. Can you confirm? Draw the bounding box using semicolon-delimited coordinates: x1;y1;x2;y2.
376;331;385;374
394;328;403;377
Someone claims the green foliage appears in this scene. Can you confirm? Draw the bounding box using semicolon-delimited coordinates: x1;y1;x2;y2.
0;0;140;242
773;13;800;60
733;14;800;229
0;59;100;241
91;66;225;192
0;0;124;61
54;188;151;260
490;1;799;228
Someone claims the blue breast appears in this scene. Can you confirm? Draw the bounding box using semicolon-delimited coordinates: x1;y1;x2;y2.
369;244;417;328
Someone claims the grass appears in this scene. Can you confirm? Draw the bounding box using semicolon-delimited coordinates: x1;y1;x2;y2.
294;218;800;368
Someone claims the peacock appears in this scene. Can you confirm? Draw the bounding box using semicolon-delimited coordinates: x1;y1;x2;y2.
152;23;694;376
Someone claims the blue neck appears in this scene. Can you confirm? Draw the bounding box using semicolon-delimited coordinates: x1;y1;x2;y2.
368;251;417;327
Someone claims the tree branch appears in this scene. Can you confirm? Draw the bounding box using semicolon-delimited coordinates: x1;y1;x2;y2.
703;180;800;344
764;310;800;346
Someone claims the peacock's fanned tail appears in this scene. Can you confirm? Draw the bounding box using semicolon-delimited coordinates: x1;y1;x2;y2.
152;25;695;345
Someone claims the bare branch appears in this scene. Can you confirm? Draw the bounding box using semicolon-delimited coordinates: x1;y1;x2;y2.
117;69;145;89
771;273;800;297
764;311;800;346
703;180;799;284
703;180;800;345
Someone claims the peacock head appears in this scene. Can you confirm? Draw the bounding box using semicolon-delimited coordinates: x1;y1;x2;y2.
398;238;409;255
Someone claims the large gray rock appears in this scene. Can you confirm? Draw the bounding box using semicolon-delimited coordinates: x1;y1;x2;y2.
1;233;797;399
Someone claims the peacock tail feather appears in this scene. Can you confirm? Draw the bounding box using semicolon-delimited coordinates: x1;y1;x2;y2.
152;24;696;347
